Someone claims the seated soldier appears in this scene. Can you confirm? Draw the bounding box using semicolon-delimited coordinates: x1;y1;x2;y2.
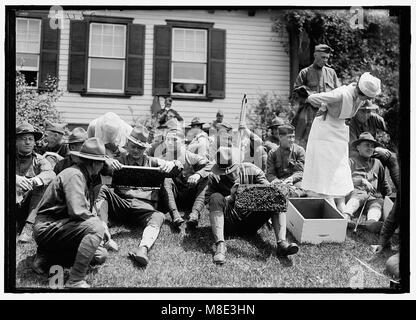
342;132;392;232
207;122;233;161
264;116;285;153
205;146;299;265
266;124;305;196
32;138;109;288
147;118;181;157
37;120;70;167
93;125;183;267
238;124;267;172
187;117;210;158
16;122;56;243
54;127;88;174
349;101;400;192
161;129;212;228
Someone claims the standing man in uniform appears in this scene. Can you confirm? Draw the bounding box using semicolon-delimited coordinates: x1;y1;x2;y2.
292;44;341;149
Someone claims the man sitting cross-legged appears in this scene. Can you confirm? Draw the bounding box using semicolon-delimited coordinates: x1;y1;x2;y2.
32;138;110;288
205;146;299;265
94;125;183;267
342;132;392;233
160;129;212;228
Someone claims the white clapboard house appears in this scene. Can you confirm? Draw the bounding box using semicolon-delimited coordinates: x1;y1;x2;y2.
15;8;297;129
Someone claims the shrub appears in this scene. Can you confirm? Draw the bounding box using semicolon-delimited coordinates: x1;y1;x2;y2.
16;71;64;132
247;92;296;139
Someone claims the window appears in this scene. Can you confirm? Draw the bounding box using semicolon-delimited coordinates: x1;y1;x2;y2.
88;23;126;93
16;18;42;87
171;28;207;96
153;22;225;100
68;17;145;96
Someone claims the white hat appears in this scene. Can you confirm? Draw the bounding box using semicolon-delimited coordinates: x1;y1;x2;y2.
358;72;381;98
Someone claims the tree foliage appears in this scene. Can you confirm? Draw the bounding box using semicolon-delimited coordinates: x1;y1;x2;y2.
16;71;64;132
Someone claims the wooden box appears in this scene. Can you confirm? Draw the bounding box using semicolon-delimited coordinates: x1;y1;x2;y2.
286;198;347;244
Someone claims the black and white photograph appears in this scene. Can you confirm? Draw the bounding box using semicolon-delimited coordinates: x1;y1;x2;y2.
4;3;410;293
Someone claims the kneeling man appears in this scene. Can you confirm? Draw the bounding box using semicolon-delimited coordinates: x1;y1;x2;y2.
205;147;299;265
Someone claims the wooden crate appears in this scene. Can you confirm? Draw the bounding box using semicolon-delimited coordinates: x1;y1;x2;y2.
286;198;347;244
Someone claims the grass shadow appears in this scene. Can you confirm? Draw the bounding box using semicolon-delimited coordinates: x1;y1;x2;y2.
181;226;215;254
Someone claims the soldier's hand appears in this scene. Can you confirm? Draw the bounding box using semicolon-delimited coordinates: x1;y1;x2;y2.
109;159;123;171
362;179;374;192
160;161;175;173
283;177;294;185
187;173;201;186
16;175;33;191
373;147;392;162
230;183;240;197
371;245;384;254
271;178;282;185
102;222;111;243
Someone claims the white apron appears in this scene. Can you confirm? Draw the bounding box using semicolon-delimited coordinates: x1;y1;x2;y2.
302;84;361;197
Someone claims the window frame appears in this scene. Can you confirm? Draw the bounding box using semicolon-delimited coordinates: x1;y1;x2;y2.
171;27;208;97
165;20;215;100
87;22;127;94
15;17;42;88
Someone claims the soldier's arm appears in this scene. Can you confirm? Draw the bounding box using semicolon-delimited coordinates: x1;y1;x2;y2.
34;155;56;186
266;149;278;182
63;173;96;221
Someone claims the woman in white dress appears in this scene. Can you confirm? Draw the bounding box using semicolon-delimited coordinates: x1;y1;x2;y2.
301;72;381;212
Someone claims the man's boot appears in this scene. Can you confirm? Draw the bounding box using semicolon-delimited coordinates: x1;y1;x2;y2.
129;246;149;267
213;241;227;265
187;211;199;229
276;239;299;256
171;210;184;227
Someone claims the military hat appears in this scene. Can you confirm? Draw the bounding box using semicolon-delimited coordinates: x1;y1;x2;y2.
45;120;66;135
267;117;285;129
315;44;333;53
16;122;43;141
278;124;295;135
68;127;88;144
211;147;239;176
189;117;205;126
351;132;380;149
71;137;107;161
127;124;151;148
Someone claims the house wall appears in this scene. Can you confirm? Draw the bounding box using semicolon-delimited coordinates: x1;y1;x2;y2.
56;9;290;128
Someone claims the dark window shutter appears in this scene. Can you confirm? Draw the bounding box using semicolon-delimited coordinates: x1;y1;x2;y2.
125;23;145;95
68;20;88;93
153;25;171;96
38;18;60;90
207;28;226;99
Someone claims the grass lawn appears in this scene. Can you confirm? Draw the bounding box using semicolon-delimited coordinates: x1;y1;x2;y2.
16;210;399;290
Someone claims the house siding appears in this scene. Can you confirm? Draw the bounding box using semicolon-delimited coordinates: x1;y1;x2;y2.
54;9;290;128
